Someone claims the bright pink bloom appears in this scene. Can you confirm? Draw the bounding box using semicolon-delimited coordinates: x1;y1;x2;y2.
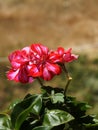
29;44;61;80
8;47;31;69
7;46;34;83
7;43;78;83
55;47;78;63
7;65;34;83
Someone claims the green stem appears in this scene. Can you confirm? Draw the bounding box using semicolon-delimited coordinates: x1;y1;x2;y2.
61;63;72;95
64;77;72;95
61;63;70;79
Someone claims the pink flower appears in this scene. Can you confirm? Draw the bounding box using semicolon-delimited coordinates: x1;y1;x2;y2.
7;65;34;83
7;46;34;83
8;47;31;69
7;43;78;83
55;47;78;63
29;44;61;80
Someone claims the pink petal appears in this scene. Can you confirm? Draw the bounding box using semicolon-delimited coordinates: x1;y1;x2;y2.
11;61;21;69
63;53;71;62
40;44;49;55
71;54;79;60
28;77;34;83
46;62;61;75
8;48;30;69
22;46;31;55
8;50;21;62
18;66;34;83
31;44;42;55
65;48;72;53
7;69;19;82
42;67;53;81
29;64;42;77
7;66;34;83
57;47;64;55
49;52;61;63
8;51;22;68
63;48;78;62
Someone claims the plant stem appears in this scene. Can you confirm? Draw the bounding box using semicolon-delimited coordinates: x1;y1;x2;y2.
61;63;70;79
61;63;72;95
37;78;44;87
64;77;72;95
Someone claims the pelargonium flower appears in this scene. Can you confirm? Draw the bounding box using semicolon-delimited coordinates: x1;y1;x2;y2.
7;65;34;83
7;46;34;83
7;43;78;83
55;47;78;63
8;46;31;68
29;44;61;81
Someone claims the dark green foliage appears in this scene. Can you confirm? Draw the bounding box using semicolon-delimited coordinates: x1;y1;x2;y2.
0;86;98;130
0;113;11;130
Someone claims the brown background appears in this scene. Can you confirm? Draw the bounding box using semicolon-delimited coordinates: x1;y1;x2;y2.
0;0;98;113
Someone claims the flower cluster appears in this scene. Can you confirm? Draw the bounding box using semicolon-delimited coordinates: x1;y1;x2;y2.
7;44;78;83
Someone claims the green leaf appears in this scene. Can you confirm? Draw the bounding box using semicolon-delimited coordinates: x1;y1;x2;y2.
8;99;21;111
11;94;42;130
51;91;64;104
31;96;42;115
15;95;42;130
43;109;74;127
79;115;95;124
66;96;91;117
0;113;11;130
11;94;37;127
41;86;64;94
93;118;98;124
80;103;91;111
84;123;98;130
32;126;52;130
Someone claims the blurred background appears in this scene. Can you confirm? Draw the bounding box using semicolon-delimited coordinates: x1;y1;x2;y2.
0;0;98;116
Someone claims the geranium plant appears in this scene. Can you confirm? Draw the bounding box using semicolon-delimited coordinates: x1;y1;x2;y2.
0;44;98;130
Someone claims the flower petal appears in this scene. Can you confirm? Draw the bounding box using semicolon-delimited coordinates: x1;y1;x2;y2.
42;67;53;81
7;66;34;83
57;47;65;55
22;46;31;55
8;51;22;68
18;66;33;83
8;50;21;62
49;51;61;63
29;64;42;77
31;44;42;55
63;48;78;62
7;69;19;82
46;62;61;75
40;44;49;55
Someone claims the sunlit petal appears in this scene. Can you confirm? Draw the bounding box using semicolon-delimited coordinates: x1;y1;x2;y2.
7;69;19;82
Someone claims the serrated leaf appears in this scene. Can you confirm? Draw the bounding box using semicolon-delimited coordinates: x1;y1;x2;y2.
51;92;64;104
41;86;64;94
43;109;74;127
66;96;92;117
